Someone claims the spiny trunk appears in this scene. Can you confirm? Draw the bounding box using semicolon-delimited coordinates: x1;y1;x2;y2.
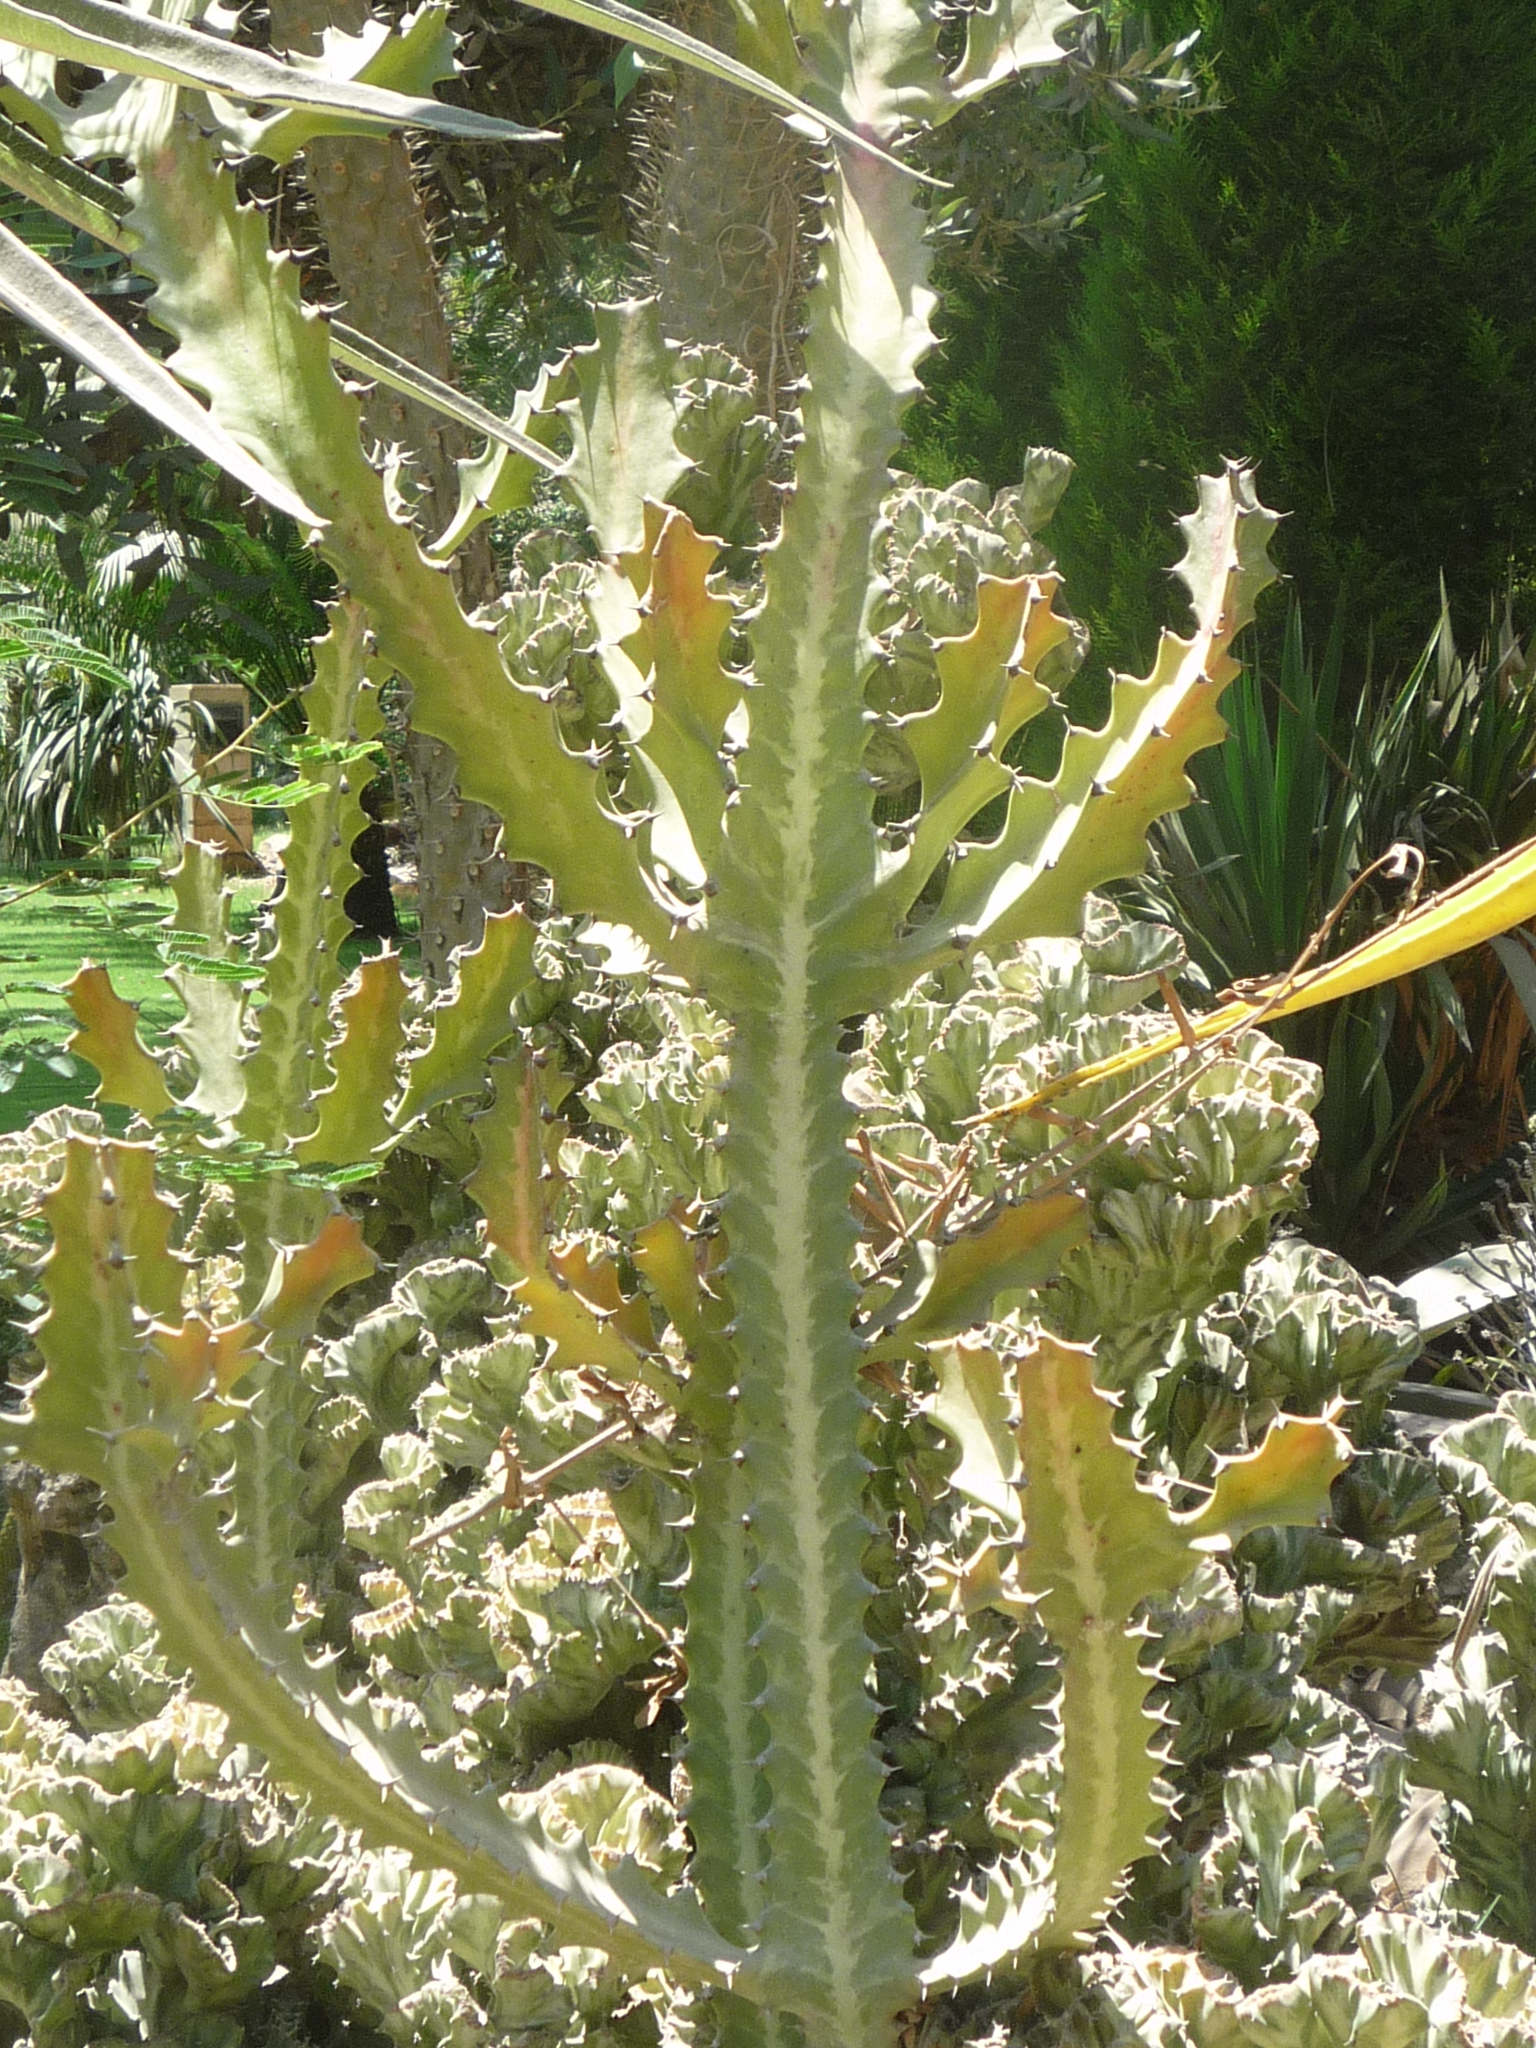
635;0;813;434
269;0;517;979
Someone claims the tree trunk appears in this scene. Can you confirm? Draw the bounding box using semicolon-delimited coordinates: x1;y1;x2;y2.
635;0;813;432
268;0;518;978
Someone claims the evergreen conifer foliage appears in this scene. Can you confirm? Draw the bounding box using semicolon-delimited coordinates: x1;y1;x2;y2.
921;0;1536;676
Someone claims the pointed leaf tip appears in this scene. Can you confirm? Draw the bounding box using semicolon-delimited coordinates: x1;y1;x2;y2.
1179;1408;1353;1551
63;962;173;1122
253;1212;375;1343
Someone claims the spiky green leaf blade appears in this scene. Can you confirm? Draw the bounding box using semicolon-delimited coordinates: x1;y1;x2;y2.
888;575;1070;917
622;503;740;883
295;953;408;1166
62;962;173;1122
466;1056;653;1381
935;0;1082;117
250;1211;375;1343
627;1220;770;1952
420;357;571;560
561;301;691;558
163;840;246;1124
17;1138;747;1985
1180;1409;1351;1551
705;122;937;2041
225;602;373;1303
237;602;372;1156
928;1338;1022;1535
895;465;1279;982
870;1188;1088;1358
21;1139;184;1473
392;909;537;1126
928;1333;1352;1978
0;0;556;141
126;122;674;957
0;221;321;525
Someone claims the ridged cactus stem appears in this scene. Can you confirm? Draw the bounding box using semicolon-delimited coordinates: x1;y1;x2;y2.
269;0;518;977
708;128;936;2046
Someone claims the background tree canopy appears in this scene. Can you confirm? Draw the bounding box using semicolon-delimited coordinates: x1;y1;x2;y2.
909;0;1536;679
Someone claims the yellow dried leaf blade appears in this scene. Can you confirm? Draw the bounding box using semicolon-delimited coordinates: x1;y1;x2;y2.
1178;1409;1352;1551
1262;836;1536;1020
992;836;1536;1124
63;962;173;1121
252;1211;375;1343
296;951;409;1165
392;909;538;1125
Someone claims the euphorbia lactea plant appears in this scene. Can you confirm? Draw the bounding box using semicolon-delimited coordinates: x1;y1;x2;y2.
0;2;1354;2044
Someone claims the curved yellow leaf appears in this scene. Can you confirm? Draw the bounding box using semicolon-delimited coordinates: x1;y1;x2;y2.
981;834;1536;1124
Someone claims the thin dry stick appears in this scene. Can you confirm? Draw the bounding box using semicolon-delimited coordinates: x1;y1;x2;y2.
1450;1530;1520;1677
857;1127;911;1240
544;1491;681;1656
964;840;1427;1136
409;1415;634;1552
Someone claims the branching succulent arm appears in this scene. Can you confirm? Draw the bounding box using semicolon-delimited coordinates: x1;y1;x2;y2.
0;4;1366;2045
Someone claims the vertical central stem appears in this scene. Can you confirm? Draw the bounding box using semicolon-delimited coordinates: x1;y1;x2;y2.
706;130;934;2048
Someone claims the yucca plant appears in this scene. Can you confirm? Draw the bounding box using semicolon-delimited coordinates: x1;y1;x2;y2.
1137;595;1536;1267
0;596;192;869
2;4;1536;2046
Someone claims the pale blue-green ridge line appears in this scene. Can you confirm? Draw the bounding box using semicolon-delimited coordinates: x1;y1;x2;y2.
706;112;936;2042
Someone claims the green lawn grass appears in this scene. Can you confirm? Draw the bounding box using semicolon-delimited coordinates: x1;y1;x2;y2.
0;854;419;1134
0;870;182;1132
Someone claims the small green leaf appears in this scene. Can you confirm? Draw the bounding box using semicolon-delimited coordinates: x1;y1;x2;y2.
201;777;330;808
613;43;649;104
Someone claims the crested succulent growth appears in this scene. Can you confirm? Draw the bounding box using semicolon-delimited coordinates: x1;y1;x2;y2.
1408;1390;1536;1950
0;3;1407;2045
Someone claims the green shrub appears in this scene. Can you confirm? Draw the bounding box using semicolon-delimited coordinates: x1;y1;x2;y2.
914;0;1536;677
